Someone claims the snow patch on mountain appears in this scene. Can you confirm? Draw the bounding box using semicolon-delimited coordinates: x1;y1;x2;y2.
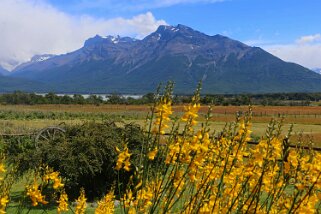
31;54;55;62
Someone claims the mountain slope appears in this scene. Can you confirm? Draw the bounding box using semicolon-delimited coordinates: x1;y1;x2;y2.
0;66;9;76
0;74;51;92
313;68;321;75
11;24;321;94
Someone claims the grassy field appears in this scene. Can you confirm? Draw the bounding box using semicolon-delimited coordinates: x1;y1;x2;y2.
1;104;321;143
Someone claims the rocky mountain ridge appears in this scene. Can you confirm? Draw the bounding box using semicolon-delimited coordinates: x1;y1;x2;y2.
6;24;321;94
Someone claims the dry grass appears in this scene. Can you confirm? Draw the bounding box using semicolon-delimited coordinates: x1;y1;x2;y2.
1;104;321;116
1;104;321;144
0;104;150;113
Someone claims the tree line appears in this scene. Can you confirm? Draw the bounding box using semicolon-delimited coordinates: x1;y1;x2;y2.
0;91;320;106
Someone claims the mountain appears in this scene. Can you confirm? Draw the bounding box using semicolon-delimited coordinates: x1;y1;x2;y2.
10;24;321;94
312;68;321;75
13;54;55;75
0;55;55;92
0;66;9;76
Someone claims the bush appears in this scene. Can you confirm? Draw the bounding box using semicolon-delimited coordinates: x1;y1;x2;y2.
5;121;145;200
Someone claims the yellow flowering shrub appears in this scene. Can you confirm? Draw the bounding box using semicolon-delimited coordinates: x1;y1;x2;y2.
114;83;321;213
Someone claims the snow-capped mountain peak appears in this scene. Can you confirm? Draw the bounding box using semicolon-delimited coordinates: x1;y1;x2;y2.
31;54;55;62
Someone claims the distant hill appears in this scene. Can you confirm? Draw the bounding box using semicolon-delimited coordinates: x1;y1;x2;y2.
0;74;50;93
9;24;321;94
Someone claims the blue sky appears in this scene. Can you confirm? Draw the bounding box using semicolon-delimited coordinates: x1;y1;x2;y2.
0;0;320;70
47;0;321;45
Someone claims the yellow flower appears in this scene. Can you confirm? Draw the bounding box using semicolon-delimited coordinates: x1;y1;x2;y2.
0;195;9;214
134;181;156;211
75;188;87;214
123;159;131;172
0;163;5;173
0;196;8;207
295;183;305;190
43;167;64;189
26;180;48;206
128;207;136;214
57;190;69;213
115;145;131;171
95;191;115;214
122;189;134;208
0;163;5;181
53;178;64;189
153;98;172;135
181;103;200;126
148;148;158;160
288;150;298;168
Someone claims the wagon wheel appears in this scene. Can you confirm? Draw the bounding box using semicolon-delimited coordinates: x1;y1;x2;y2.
35;126;66;149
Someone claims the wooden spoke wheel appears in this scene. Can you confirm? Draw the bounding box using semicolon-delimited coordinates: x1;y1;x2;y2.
35;126;65;149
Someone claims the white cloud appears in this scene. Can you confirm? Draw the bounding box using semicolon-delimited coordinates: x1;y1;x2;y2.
243;39;274;47
296;34;321;44
263;36;321;69
245;34;321;69
0;0;166;70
